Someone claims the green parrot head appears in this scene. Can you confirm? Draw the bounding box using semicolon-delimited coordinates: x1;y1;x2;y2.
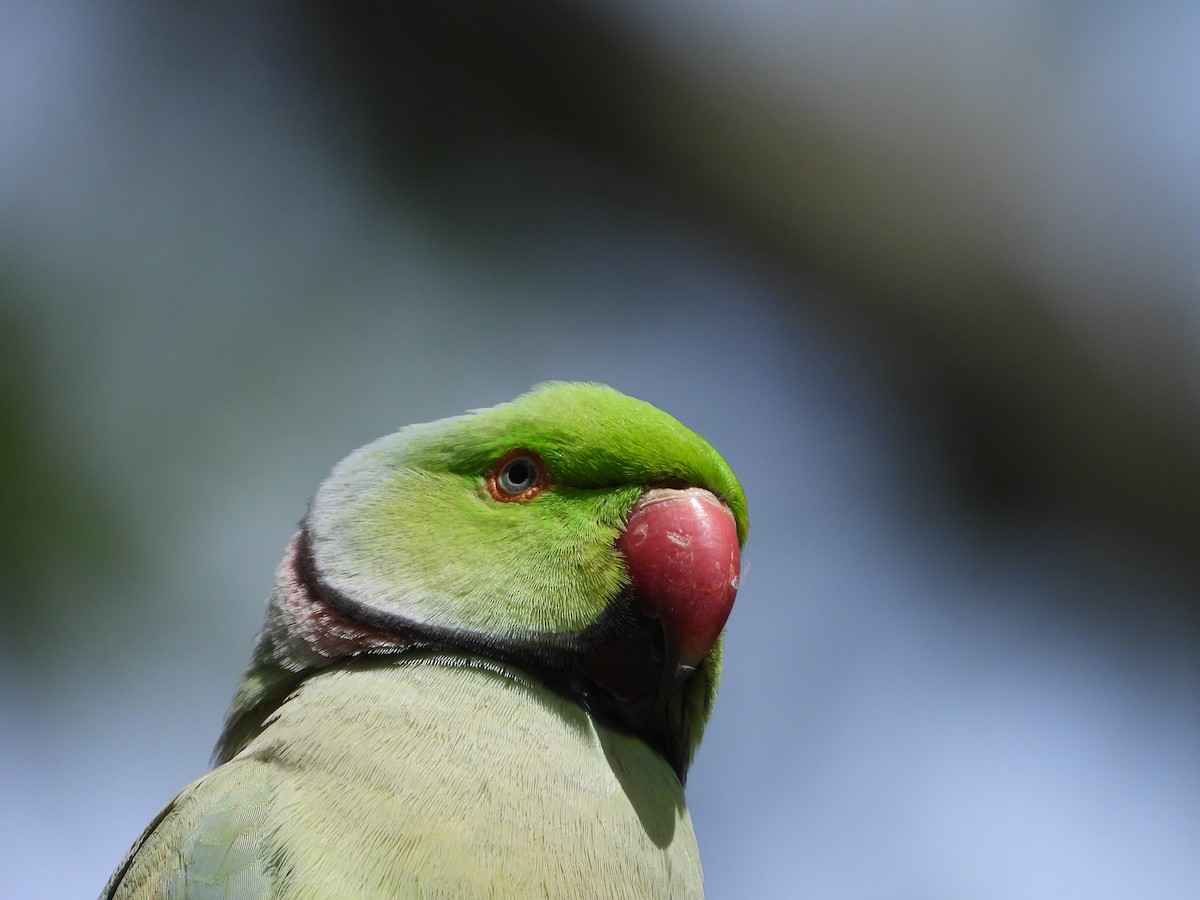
219;382;747;780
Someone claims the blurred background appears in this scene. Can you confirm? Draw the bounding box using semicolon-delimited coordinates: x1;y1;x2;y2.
3;1;1199;896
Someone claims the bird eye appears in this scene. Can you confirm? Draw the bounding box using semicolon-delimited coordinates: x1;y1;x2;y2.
486;450;548;502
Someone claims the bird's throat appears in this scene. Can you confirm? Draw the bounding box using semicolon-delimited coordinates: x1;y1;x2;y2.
270;526;703;781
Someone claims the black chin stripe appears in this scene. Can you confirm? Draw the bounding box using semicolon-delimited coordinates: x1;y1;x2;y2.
296;520;692;780
294;523;583;659
295;524;429;643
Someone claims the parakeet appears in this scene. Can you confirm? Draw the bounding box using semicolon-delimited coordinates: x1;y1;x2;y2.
102;382;747;899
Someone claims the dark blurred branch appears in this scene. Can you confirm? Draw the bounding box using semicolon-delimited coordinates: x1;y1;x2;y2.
291;0;1200;604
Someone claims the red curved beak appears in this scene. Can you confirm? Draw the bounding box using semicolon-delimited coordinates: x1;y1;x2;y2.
617;486;741;686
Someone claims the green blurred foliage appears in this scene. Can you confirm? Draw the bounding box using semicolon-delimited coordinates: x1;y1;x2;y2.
0;298;129;659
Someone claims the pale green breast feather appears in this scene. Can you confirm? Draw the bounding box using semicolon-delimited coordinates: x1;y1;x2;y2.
103;382;746;899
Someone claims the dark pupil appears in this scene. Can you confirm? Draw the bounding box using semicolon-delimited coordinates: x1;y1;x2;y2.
503;459;535;492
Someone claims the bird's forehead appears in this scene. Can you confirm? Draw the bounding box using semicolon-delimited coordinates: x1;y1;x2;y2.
406;402;703;483
333;383;747;541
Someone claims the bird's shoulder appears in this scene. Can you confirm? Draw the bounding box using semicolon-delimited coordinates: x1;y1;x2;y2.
101;757;281;900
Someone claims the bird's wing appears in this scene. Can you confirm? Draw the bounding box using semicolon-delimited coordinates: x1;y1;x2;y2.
101;758;281;900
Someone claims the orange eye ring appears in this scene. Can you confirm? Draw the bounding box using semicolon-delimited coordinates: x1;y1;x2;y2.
486;449;549;502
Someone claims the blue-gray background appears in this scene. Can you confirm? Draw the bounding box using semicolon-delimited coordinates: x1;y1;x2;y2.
2;2;1199;897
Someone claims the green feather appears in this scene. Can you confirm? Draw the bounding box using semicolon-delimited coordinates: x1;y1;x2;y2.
104;382;746;899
